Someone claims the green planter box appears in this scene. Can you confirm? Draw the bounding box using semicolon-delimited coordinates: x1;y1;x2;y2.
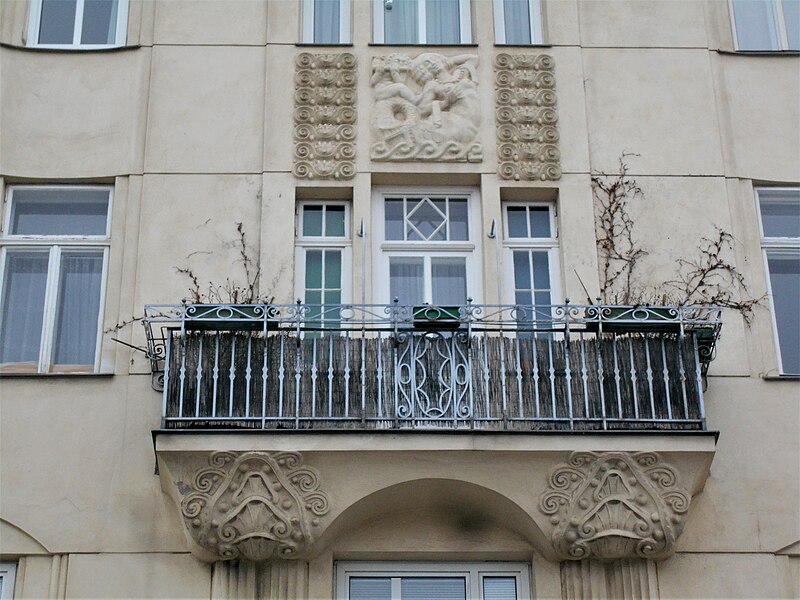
412;306;462;330
182;304;275;331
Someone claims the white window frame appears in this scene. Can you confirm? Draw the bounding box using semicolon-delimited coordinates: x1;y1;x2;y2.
729;0;796;51
295;200;352;306
756;187;800;375
0;563;16;600
27;0;129;49
336;561;532;600
502;201;561;307
493;0;543;45
373;0;472;44
0;185;112;374
372;187;482;305
302;0;352;44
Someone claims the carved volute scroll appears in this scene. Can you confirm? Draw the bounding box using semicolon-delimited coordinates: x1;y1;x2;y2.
494;53;561;181
539;452;691;561
371;53;483;162
180;451;330;562
294;52;356;180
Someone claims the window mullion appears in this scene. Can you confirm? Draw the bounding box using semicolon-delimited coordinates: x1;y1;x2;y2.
73;0;86;45
529;0;543;44
424;256;432;303
459;0;471;43
493;0;505;43
39;245;61;373
774;0;789;49
374;0;384;43
340;0;351;43
418;0;427;44
391;577;402;600
302;0;315;43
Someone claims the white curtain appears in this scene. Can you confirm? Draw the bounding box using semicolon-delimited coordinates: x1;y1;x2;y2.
385;0;418;43
431;258;466;305
0;252;48;365
314;0;340;44
503;0;531;44
426;0;460;44
390;258;424;305
52;252;103;366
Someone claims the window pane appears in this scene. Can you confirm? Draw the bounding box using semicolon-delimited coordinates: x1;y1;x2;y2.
449;200;469;240
314;0;340;44
529;207;551;238
306;290;323;305
503;0;532;44
732;0;779;49
52;252;104;367
507;207;528;238
39;0;77;44
385;0;418;43
303;206;324;237
513;251;531;291
305;250;323;288
767;252;800;374
81;0;119;44
326;205;346;237
531;251;550;289
759;191;800;238
427;0;461;44
783;0;800;49
0;251;49;366
483;576;518;600
386;199;405;240
515;290;532;306
10;188;109;235
408;198;446;241
401;577;466;600
534;290;551;306
432;257;467;305
350;578;392;600
324;250;342;289
390;257;424;305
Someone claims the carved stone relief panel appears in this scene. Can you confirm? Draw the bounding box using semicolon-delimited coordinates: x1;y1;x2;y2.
495;53;561;180
181;451;330;561
539;452;690;561
370;53;482;162
294;52;356;180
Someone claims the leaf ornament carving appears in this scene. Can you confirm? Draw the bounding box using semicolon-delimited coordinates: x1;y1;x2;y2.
180;451;330;561
294;52;357;180
539;452;691;561
494;53;561;181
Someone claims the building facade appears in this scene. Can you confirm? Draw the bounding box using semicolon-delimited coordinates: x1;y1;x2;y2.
0;0;798;598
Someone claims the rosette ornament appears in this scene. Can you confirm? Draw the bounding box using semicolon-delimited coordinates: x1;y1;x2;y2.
539;452;691;561
180;451;330;562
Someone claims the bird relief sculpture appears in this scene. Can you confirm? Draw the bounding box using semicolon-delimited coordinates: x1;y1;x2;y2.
370;53;483;162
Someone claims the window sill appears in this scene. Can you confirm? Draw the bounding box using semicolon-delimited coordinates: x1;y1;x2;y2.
717;49;800;56
494;43;552;48
368;43;478;47
295;43;353;47
762;373;800;380
0;371;114;379
0;42;140;53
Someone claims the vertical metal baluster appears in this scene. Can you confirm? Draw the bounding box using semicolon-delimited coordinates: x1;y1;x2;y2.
580;333;589;421
564;329;573;428
294;335;301;428
211;333;220;418
645;336;655;420
393;333;401;425
178;333;187;418
596;334;607;429
514;335;523;419
532;333;540;419
344;331;350;418
660;336;672;420
360;334;366;424
612;337;622;419
499;334;508;426
482;335;490;419
547;335;556;420
244;335;252;419
677;333;689;420
278;332;285;419
162;333;172;423
327;334;334;418
229;335;236;418
628;336;639;421
261;330;268;428
195;335;203;418
693;333;706;428
311;337;318;420
377;335;384;419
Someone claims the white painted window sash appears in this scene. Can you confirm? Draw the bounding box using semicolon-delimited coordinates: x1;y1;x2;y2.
372;0;472;44
730;0;793;51
27;0;129;48
0;563;17;600
493;0;543;45
302;0;351;44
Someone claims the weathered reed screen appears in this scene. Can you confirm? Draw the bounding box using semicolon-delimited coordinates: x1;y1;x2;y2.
163;330;705;431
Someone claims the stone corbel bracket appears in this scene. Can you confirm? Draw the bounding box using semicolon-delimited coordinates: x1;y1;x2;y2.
539;452;691;561
173;451;330;562
294;52;357;180
495;53;561;181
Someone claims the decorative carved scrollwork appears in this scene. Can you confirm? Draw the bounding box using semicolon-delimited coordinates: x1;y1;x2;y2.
180;451;330;561
494;53;561;180
371;53;483;162
294;53;356;180
539;452;690;561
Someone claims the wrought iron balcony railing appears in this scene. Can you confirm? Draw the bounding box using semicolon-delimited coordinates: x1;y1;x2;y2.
143;303;722;432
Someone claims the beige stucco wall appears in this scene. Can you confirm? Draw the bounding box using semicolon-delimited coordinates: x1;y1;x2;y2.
1;0;798;598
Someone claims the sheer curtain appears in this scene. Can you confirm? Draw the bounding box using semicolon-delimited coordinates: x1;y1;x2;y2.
503;0;531;44
52;252;103;367
431;258;466;305
314;0;340;44
0;252;49;365
385;0;418;43
426;0;460;44
390;258;424;305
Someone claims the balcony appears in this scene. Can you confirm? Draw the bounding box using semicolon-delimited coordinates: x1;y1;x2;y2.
142;303;721;432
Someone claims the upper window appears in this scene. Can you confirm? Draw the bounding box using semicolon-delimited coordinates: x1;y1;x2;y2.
730;0;799;51
757;187;800;375
0;186;111;374
302;0;351;44
0;563;16;600
493;0;543;45
27;0;129;48
337;561;531;600
373;0;472;44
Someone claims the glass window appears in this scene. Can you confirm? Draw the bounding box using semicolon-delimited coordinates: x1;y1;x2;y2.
0;563;17;600
758;188;800;375
493;0;543;44
374;0;472;44
302;0;351;43
0;186;111;374
29;0;128;47
731;0;799;51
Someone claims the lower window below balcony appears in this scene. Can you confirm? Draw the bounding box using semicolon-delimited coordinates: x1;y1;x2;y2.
337;562;530;600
